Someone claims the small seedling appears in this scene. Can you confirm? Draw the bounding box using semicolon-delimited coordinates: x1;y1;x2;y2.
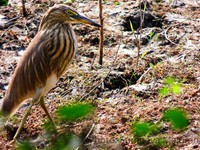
148;31;155;40
163;108;189;130
57;102;94;122
159;76;181;97
131;107;189;148
47;133;80;150
15;141;34;150
63;0;75;3
114;1;120;5
151;136;168;148
43;120;57;134
131;121;160;140
129;20;135;33
159;87;170;96
141;50;149;58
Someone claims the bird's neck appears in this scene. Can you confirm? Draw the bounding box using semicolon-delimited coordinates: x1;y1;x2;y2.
39;20;70;31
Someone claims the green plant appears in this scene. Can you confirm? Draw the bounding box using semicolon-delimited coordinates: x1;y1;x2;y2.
63;0;75;3
151;136;168;148
128;72;138;85
47;133;80;150
15;141;34;150
132;121;160;140
37;101;94;149
129;20;135;33
141;50;149;58
131;107;189;148
114;1;120;5
131;121;169;148
159;76;181;97
147;30;156;41
129;18;141;66
0;0;8;6
163;108;189;130
43;119;57;134
57;102;94;122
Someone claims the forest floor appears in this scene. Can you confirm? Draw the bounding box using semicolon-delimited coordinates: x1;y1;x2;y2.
0;0;199;149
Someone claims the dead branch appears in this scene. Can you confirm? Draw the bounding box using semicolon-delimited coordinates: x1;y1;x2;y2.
21;0;27;17
98;0;104;65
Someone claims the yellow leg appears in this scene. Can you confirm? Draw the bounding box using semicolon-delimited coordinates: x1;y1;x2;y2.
12;91;42;142
12;100;35;141
39;97;56;129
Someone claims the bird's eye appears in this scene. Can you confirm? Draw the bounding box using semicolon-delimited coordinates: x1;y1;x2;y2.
67;10;78;16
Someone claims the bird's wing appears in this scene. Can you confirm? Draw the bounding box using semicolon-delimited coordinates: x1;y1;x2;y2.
7;31;54;102
2;31;56;116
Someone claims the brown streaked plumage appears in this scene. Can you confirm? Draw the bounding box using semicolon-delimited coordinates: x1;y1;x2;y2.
1;4;100;141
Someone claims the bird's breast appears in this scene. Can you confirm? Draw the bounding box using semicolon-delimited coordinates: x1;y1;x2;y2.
48;25;77;77
42;73;58;96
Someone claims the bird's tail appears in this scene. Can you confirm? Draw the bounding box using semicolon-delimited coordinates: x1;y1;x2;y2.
1;95;16;118
1;95;16;130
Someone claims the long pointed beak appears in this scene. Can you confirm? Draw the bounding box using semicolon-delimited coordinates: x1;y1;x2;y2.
77;14;101;27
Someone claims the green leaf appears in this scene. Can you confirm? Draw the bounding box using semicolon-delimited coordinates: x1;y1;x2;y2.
48;133;80;150
148;31;155;40
159;87;169;97
164;76;175;85
151;137;168;148
159;76;182;97
57;102;94;122
63;0;75;3
42;120;57;133
171;83;181;94
114;1;120;5
132;121;160;139
129;20;134;33
149;63;154;67
0;0;8;6
163;108;189;130
16;141;34;150
141;51;148;58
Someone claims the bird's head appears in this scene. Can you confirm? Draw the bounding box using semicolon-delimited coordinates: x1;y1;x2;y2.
39;4;101;30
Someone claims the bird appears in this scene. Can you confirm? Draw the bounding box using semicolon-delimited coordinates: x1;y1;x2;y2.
1;4;101;141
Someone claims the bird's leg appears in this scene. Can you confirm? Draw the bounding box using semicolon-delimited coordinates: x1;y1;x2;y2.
12;98;36;141
12;89;43;142
39;97;56;130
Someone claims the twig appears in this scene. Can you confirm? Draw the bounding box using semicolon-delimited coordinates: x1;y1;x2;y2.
90;54;97;70
79;69;110;101
21;0;27;17
98;0;104;65
137;0;143;66
0;16;20;31
1;25;15;37
137;66;153;84
75;123;95;150
164;23;180;45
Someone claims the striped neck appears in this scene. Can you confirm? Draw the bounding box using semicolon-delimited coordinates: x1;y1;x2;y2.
42;22;77;77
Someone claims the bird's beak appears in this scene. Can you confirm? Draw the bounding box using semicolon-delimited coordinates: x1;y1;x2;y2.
76;14;101;27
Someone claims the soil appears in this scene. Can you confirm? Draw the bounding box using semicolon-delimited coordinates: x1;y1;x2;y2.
0;0;199;149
